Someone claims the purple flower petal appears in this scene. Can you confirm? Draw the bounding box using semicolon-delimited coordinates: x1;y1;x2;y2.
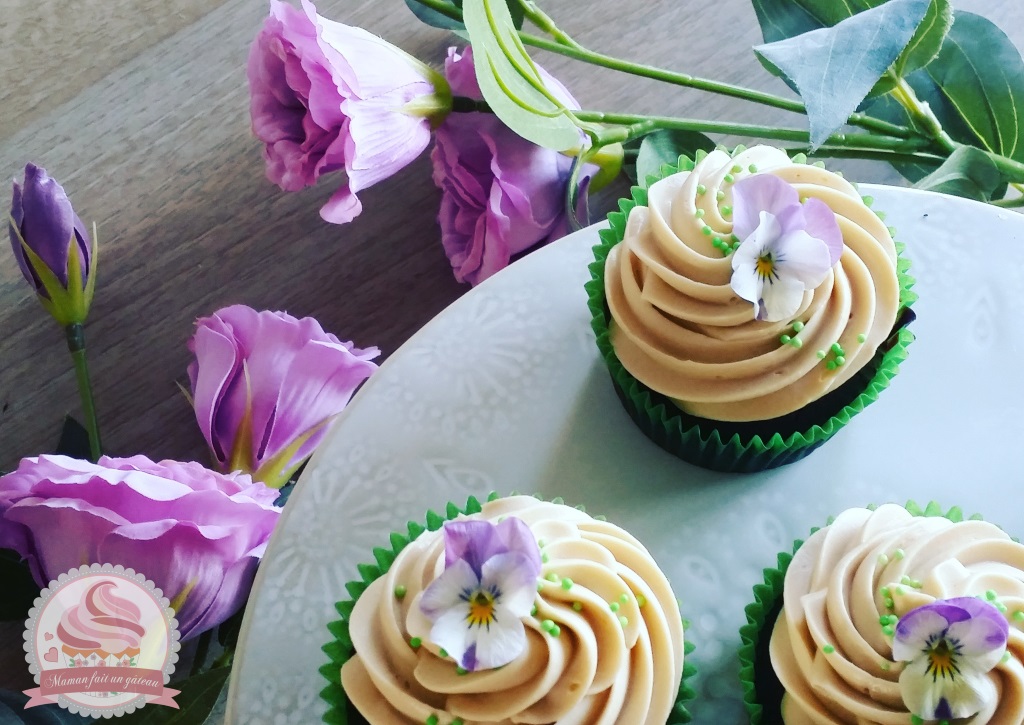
801;197;843;265
731;174;799;242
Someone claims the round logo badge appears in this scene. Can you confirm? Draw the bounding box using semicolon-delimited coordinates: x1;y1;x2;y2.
23;564;181;717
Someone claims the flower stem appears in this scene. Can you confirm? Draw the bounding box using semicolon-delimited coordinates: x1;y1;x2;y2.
518;34;914;140
65;323;101;461
190;629;213;676
517;0;582;49
573;110;933;153
889;77;957;153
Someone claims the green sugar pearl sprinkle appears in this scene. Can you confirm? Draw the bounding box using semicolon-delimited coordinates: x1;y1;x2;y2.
748;164;758;173
791;321;804;332
609;602;620;613
618;615;629;628
731;164;742;174
879;614;897;626
637;595;647;607
884;597;895;609
723;173;735;184
530;605;537;616
816;350;827;360
1013;611;1024;622
394;585;407;600
456;666;468;676
696;184;707;195
541;553;549;563
541;619;561;637
619;593;630;604
561;577;573;590
409;637;422;650
720;205;732;217
1003;652;1012;663
911;716;924;725
879;660;891;671
997;602;1008;613
986;590;999;601
877;553;889;566
438;648;449;658
546;572;560;583
701;225;713;236
716;190;726;201
427;715;439;725
857;333;867;343
572;602;583;612
822;644;835;654
882;625;895;636
694;208;705;219
831;343;844;355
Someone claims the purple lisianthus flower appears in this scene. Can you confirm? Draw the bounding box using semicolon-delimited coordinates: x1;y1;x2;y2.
188;305;379;489
729;174;842;322
892;596;1009;720
419;517;542;671
431;47;589;286
8;163;95;325
0;454;281;640
247;0;447;224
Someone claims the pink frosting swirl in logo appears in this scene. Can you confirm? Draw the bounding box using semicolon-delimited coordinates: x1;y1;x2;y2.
57;581;147;657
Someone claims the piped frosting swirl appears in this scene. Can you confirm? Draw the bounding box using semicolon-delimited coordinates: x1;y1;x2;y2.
57;580;145;657
605;146;901;422
340;496;685;724
770;504;1024;724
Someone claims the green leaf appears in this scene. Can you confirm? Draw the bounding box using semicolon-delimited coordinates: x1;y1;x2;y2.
116;667;229;724
754;0;930;149
923;12;1024;162
462;0;581;150
55;415;92;459
914;146;1003;201
751;0;951;95
404;0;465;30
0;549;39;621
635;130;716;188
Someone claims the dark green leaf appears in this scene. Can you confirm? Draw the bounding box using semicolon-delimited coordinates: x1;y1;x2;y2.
54;415;91;460
404;0;465;30
863;69;982;182
751;0;951;96
564;156;591;233
0;549;40;621
914;146;1003;201
505;0;525;29
754;0;930;149
462;0;581;150
216;607;245;650
923;12;1024;163
635;130;716;188
116;667;229;725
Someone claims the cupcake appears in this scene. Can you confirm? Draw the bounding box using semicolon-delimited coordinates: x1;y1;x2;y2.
586;145;915;472
740;502;1024;724
321;494;696;724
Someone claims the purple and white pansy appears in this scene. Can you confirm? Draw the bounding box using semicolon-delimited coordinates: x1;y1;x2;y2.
419;517;542;672
729;174;843;322
892;597;1010;721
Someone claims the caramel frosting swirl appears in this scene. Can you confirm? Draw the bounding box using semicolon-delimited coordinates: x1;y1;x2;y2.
770;504;1024;724
605;146;901;422
340;496;685;724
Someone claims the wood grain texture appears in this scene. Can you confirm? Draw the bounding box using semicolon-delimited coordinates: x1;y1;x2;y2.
0;0;1020;698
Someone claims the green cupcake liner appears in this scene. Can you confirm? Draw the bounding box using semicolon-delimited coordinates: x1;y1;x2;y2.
320;492;698;724
585;154;917;473
737;501;982;724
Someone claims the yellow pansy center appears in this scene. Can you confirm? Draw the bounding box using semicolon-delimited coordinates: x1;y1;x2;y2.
926;638;960;681
466;589;497;628
756;253;777;282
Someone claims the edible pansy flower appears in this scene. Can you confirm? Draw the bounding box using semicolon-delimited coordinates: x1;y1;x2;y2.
418;517;542;671
892;597;1009;721
729;173;842;322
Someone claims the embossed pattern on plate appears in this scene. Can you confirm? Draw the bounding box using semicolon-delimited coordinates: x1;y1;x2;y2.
227;187;1024;724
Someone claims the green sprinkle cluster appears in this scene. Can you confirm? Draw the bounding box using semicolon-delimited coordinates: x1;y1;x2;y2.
817;341;846;371
899;575;922;589
712;233;741;257
779;320;805;349
541;619;561;637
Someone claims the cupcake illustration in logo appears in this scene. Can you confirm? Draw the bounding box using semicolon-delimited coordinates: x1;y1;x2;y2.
23;565;181;717
57;580;146;693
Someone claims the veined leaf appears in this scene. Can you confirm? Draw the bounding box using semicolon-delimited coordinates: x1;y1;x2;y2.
924;12;1024;163
754;0;930;149
116;667;229;724
463;0;581;150
635;130;716;188
752;0;951;94
914;146;1003;201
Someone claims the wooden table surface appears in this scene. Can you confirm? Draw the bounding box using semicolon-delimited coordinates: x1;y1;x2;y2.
1;0;1020;709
